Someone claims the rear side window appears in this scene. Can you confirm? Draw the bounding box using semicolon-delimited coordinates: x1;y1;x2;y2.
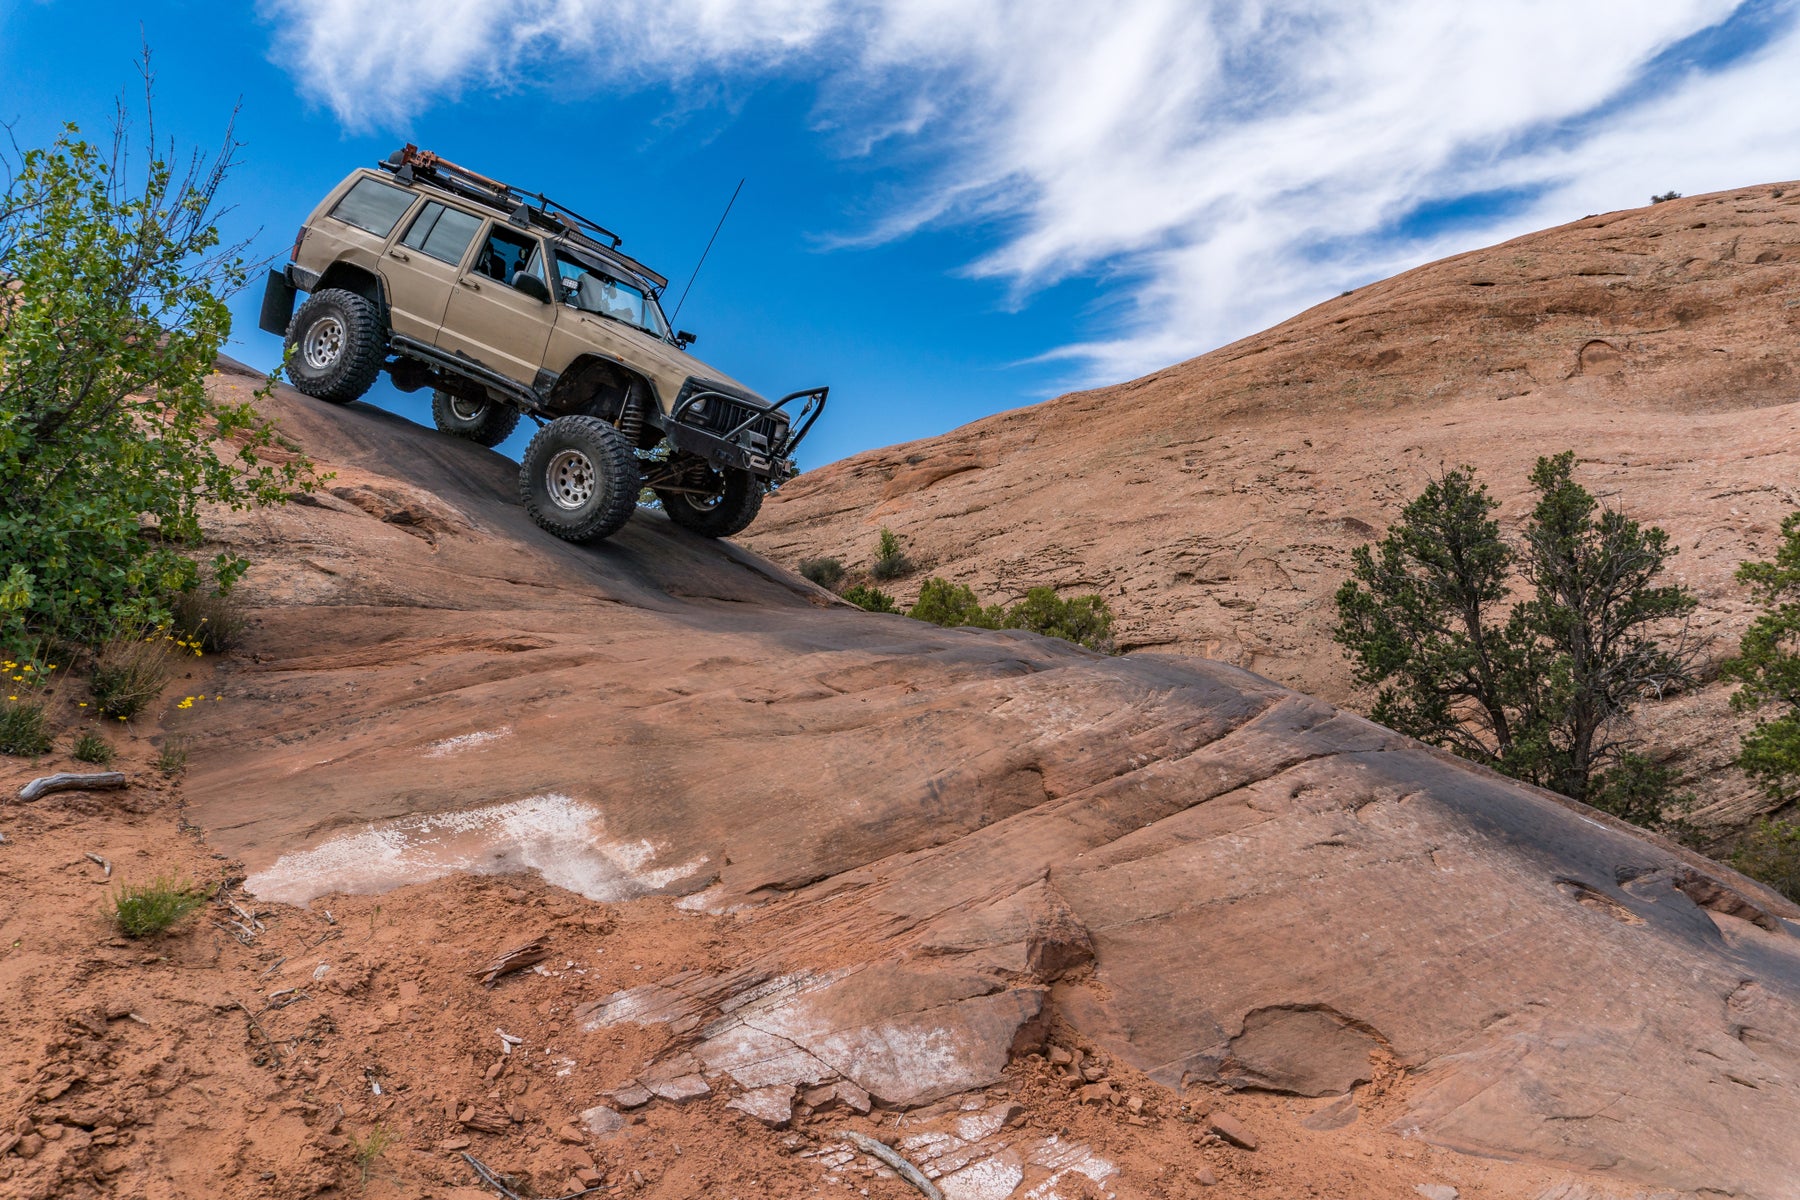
327;178;415;237
401;202;484;266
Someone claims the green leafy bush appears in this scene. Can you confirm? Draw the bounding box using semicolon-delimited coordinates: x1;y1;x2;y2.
1002;587;1116;652
90;635;174;720
1650;190;1683;203
1721;512;1800;799
110;873;210;938
1333;453;1696;807
72;730;114;765
798;557;846;589
0;77;315;651
869;528;914;581
842;584;900;613
908;578;1001;629
0;699;51;756
1731;819;1800;904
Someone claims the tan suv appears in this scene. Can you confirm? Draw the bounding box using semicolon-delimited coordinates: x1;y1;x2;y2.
258;146;827;542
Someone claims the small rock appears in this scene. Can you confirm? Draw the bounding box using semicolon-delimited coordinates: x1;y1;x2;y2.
484;1060;505;1081
726;1086;795;1128
579;1106;625;1137
994;1101;1025;1127
647;1074;711;1104
606;1082;654;1109
1077;1082;1115;1106
1206;1111;1258;1150
556;1125;587;1145
16;1134;44;1159
38;1123;64;1142
1080;1063;1107;1082
437;1137;471;1151
575;1167;604;1188
1415;1187;1458;1200
1048;1045;1074;1066
1126;1094;1144;1114
1194;1166;1218;1186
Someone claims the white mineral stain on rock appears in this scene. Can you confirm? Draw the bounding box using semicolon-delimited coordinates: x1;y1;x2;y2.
424;726;513;757
244;793;708;905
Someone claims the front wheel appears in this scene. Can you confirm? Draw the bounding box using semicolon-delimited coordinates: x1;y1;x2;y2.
431;389;521;447
655;467;764;538
285;288;384;404
518;415;640;544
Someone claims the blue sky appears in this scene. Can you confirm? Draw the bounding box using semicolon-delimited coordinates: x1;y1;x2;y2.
3;1;1796;469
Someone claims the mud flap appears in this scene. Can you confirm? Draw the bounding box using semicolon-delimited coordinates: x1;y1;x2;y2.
258;268;297;336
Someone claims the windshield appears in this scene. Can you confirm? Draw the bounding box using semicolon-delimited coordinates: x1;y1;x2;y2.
554;251;670;339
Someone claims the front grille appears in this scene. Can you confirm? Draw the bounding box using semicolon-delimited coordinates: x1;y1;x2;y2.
676;377;788;449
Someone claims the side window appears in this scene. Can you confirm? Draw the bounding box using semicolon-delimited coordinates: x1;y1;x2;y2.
471;225;543;283
327;178;415;237
400;202;484;266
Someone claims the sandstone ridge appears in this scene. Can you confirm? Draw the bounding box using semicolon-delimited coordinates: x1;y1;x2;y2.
745;183;1800;829
172;371;1800;1198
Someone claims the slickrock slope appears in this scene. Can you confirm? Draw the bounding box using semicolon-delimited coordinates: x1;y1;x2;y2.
744;184;1800;828
156;370;1800;1198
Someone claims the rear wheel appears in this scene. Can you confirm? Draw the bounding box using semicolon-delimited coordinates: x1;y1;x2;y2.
285;288;384;404
431;389;521;447
655;466;764;538
518;416;639;544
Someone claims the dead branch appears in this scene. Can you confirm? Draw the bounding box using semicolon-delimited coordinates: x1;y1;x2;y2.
837;1130;944;1200
19;772;127;801
475;934;550;988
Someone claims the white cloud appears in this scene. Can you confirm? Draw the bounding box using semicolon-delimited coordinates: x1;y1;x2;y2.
265;0;1798;384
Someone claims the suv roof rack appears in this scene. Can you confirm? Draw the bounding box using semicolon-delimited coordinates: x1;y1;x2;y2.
379;145;669;293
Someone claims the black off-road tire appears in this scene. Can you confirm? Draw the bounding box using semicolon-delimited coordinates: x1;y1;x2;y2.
431;389;522;447
285;288;385;404
656;468;764;538
518;416;640;544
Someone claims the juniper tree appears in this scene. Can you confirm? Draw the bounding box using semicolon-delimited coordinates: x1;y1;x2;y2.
1721;512;1800;799
1334;453;1697;809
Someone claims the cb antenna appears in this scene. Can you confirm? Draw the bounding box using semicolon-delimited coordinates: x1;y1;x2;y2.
671;177;744;323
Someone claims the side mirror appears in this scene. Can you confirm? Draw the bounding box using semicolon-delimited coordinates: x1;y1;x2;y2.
676;330;697;349
511;272;552;304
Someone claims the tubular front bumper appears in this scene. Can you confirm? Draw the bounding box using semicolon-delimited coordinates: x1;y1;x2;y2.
667;386;829;482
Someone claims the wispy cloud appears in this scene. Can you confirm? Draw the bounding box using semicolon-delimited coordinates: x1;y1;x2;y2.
264;0;1800;384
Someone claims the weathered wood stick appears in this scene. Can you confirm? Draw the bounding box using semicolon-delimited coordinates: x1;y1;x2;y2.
19;772;127;801
838;1130;944;1200
475;934;551;988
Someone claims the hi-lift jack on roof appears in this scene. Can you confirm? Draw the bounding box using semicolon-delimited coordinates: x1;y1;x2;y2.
380;145;669;291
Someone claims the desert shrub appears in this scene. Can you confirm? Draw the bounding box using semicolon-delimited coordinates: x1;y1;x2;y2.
110;873;210;938
1650;190;1683;203
1334;453;1696;806
72;730;115;766
90;635;174;720
908;578;1002;629
1588;752;1693;831
0;699;51;756
869;528;914;581
0;64;315;652
1731;819;1800;904
169;580;246;654
798;557;846;589
350;1123;393;1184
155;734;189;776
1721;511;1800;799
842;584;900;613
1003;587;1116;652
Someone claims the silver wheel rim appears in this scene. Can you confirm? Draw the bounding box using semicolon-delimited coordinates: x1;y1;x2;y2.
302;315;346;370
547;449;597;510
449;395;487;422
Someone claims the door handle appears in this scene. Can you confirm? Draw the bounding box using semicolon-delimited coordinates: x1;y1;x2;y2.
458;278;481;291
388;249;410;262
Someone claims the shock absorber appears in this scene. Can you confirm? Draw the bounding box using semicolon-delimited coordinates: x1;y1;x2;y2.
617;379;646;445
